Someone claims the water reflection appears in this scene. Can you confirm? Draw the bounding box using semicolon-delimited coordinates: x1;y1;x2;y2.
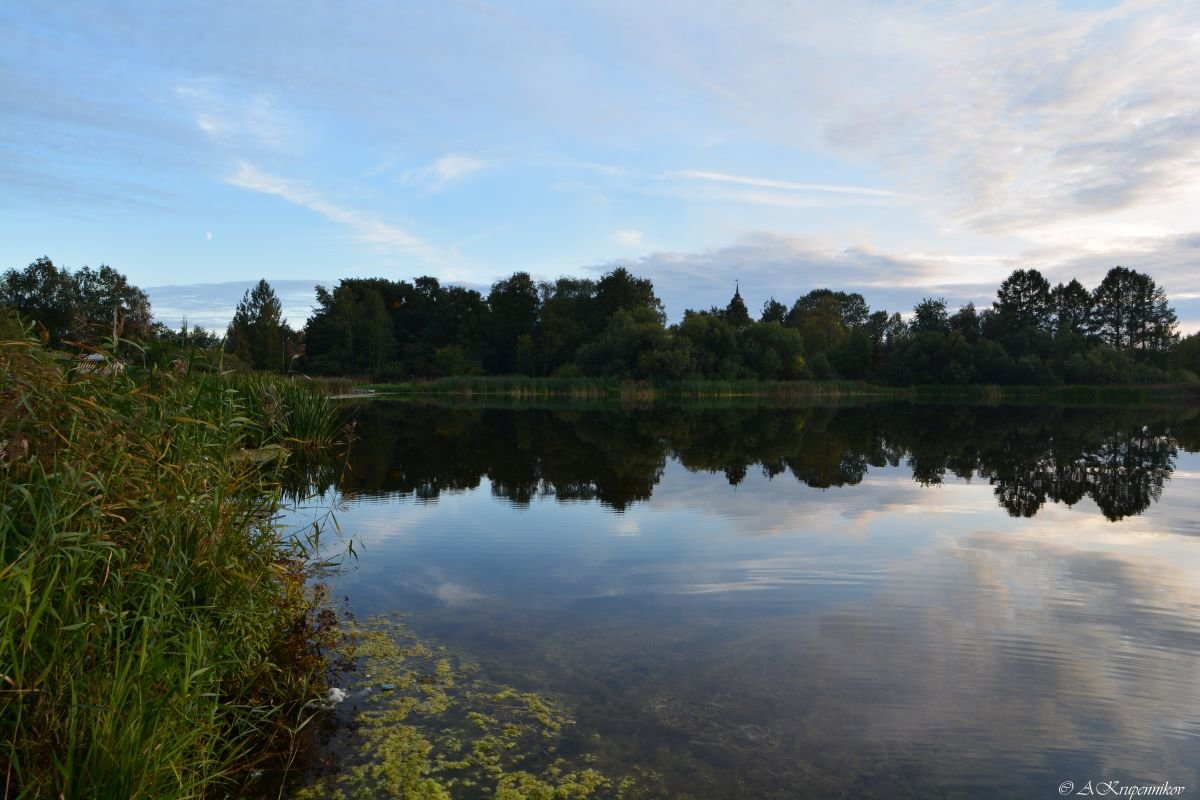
319;402;1199;521
294;402;1200;799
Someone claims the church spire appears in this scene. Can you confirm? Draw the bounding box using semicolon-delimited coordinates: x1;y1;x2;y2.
725;279;750;328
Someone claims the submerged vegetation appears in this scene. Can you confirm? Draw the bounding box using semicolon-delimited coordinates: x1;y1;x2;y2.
293;616;650;800
0;336;345;798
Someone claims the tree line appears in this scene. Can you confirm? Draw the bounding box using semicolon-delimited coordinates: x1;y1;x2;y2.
293;263;1193;385
3;255;1199;385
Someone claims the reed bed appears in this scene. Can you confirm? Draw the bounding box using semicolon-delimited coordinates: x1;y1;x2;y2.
367;375;896;399
0;339;344;799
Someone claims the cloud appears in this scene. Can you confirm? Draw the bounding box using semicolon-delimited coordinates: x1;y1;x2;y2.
673;169;899;199
591;0;1200;238
145;279;325;331
593;231;989;320
613;229;644;246
590;225;1200;332
407;154;490;189
226;161;438;257
174;80;303;155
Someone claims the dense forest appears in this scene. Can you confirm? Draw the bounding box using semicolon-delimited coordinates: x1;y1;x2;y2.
3;255;1200;386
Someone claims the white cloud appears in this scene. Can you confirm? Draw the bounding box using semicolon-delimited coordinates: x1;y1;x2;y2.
593;227;1200;331
591;0;1200;241
407;154;489;188
613;229;644;246
226;161;438;258
673;169;899;198
145;279;324;331
174;81;302;155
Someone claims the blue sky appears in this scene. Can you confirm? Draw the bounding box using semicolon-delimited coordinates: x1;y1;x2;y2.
2;0;1199;331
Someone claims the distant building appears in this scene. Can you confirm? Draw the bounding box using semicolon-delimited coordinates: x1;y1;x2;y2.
76;352;126;376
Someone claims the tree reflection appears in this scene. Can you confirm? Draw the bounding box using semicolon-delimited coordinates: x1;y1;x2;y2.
326;401;1189;520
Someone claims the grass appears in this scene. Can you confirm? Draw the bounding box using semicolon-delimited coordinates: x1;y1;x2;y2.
359;374;1200;406
364;375;898;400
0;337;346;799
907;382;1200;405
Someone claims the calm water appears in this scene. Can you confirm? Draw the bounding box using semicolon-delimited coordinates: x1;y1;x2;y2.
293;401;1200;798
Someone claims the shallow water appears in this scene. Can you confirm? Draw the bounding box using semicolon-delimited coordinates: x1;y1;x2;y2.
292;401;1200;798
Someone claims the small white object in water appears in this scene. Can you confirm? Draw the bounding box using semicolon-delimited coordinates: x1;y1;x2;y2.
326;687;348;705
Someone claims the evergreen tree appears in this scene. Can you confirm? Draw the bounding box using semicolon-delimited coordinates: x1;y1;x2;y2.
226;279;286;371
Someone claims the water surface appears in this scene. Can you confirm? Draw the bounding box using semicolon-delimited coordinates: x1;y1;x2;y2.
294;401;1200;798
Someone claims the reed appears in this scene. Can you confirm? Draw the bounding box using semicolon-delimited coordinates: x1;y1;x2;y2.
0;338;341;799
366;375;898;399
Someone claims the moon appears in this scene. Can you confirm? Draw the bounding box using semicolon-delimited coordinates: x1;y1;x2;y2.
205;231;213;241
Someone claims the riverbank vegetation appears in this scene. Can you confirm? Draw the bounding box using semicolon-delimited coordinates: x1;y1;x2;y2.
0;335;345;798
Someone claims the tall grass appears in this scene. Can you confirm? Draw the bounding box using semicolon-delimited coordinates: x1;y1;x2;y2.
0;339;343;798
367;375;898;400
224;374;345;449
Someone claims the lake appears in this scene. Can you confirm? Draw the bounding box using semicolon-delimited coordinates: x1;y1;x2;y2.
289;400;1200;799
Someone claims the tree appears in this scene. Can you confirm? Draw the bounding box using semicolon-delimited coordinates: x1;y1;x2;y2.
994;269;1053;332
539;277;598;373
739;321;807;379
73;264;152;341
0;257;152;346
1170;332;1200;377
1051;279;1092;338
0;257;75;343
989;268;1054;359
910;298;949;335
227;279;287;371
677;311;741;378
760;298;787;324
1091;266;1178;358
487;272;541;374
594;267;665;325
949;303;982;342
576;307;674;379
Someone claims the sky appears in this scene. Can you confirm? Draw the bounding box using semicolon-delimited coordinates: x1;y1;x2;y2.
2;0;1200;332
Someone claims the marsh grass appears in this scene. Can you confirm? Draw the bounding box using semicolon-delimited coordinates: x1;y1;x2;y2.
366;375;895;400
0;338;345;798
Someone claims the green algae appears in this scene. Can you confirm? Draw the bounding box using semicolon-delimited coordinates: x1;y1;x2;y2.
291;616;655;800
